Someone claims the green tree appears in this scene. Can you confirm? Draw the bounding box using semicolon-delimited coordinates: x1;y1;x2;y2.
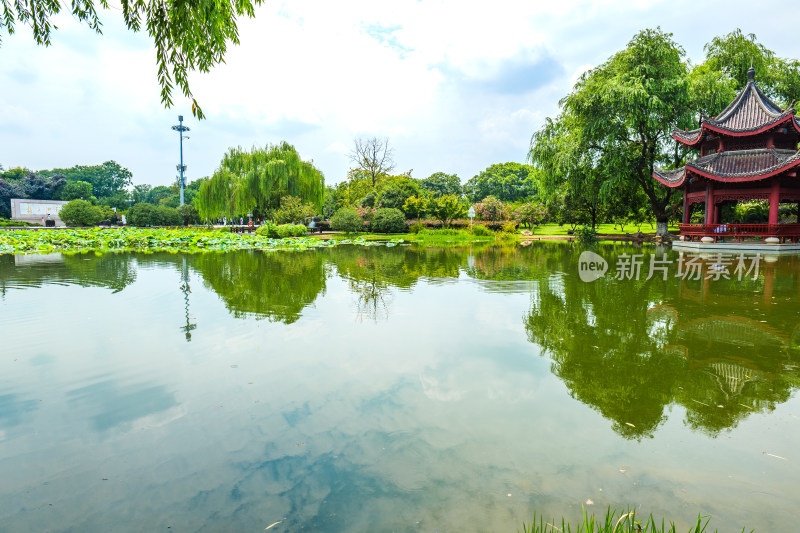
535;28;693;236
42;161;132;198
195;142;324;221
272;195;315;224
60;180;93;201
421;172;462;198
464;163;538;203
131;184;152;205
377;176;421;211
529;116;609;229
699;29;800;107
426;194;466;228
178;204;200;225
402;195;426;220
1;0;263;118
59;199;104;226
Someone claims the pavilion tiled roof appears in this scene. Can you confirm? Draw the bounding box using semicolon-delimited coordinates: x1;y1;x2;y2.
673;68;799;146
653;149;800;187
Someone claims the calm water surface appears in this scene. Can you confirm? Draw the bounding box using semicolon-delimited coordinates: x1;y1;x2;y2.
1;244;799;532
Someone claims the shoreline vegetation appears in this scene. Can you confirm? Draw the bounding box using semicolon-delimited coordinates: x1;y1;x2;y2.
0;225;671;255
520;507;752;533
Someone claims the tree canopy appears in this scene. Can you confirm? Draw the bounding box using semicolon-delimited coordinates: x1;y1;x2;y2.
464;162;538;203
194;142;325;221
529;28;800;235
420;172;462;198
40;161;132;199
1;0;263;118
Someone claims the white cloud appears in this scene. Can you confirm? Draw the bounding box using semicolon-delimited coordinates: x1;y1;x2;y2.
1;0;798;185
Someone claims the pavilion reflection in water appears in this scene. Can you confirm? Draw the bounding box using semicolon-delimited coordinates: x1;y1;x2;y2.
647;254;800;431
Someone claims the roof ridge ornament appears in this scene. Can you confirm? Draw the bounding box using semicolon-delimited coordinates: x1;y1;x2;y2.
747;66;755;82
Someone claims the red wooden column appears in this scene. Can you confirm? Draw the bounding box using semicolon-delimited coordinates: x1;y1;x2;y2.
682;189;689;224
705;183;715;225
768;179;780;225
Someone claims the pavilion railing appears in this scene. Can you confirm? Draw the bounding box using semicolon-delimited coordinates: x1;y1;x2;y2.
678;223;800;243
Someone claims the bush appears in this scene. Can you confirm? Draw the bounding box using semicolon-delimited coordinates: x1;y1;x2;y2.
178;204;200;225
272;195;315;224
472;196;509;222
59;199;104;227
513;201;547;227
575;225;598;245
256;221;278;238
371;208;406;233
408;222;424;234
127;203;156;226
501;221;518;233
331;207;364;233
156;205;182;226
128;203;182;226
471;224;492;236
275;223;307;238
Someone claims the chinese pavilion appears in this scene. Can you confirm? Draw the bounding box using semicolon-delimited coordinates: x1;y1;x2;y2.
654;67;800;243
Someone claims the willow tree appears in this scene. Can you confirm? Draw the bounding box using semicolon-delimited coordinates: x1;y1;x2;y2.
530;28;693;237
195;142;325;221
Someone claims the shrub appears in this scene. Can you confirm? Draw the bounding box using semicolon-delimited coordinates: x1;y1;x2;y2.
371;208;406;233
331;207;364;233
513;202;547;228
275;223;307;238
256;221;278;238
471;224;492;236
575;225;598;245
156;205;182;226
127;203;157;226
272;195;315;224
501;221;518;233
59;199;104;227
355;204;378;222
128;203;182;226
408;222;424;234
472;196;509;222
178;204;200;225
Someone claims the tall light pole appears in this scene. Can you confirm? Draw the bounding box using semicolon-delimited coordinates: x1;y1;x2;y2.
171;115;190;206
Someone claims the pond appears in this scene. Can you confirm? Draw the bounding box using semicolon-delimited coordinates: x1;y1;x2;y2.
1;244;799;532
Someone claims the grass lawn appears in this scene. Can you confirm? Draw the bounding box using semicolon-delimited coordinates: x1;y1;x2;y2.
532;223;679;236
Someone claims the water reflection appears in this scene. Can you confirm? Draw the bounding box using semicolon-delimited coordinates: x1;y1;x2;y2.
0;253;137;296
66;379;179;432
2;244;800;531
3;245;800;439
191;250;329;324
524;248;800;438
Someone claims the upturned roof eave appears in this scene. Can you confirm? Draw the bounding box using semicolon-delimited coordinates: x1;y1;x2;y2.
653;151;800;187
672;113;799;147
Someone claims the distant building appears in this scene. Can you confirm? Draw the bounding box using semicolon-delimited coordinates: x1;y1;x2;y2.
10;198;68;226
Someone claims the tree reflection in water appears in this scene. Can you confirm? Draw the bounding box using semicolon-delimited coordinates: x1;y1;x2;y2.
523;247;800;438
4;245;799;438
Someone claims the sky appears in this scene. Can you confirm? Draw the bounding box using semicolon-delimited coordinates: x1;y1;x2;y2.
1;0;798;188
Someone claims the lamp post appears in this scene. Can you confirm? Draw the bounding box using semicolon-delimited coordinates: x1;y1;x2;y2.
171;115;190;206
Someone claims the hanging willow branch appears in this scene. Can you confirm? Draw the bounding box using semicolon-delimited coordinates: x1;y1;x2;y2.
196;142;325;221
